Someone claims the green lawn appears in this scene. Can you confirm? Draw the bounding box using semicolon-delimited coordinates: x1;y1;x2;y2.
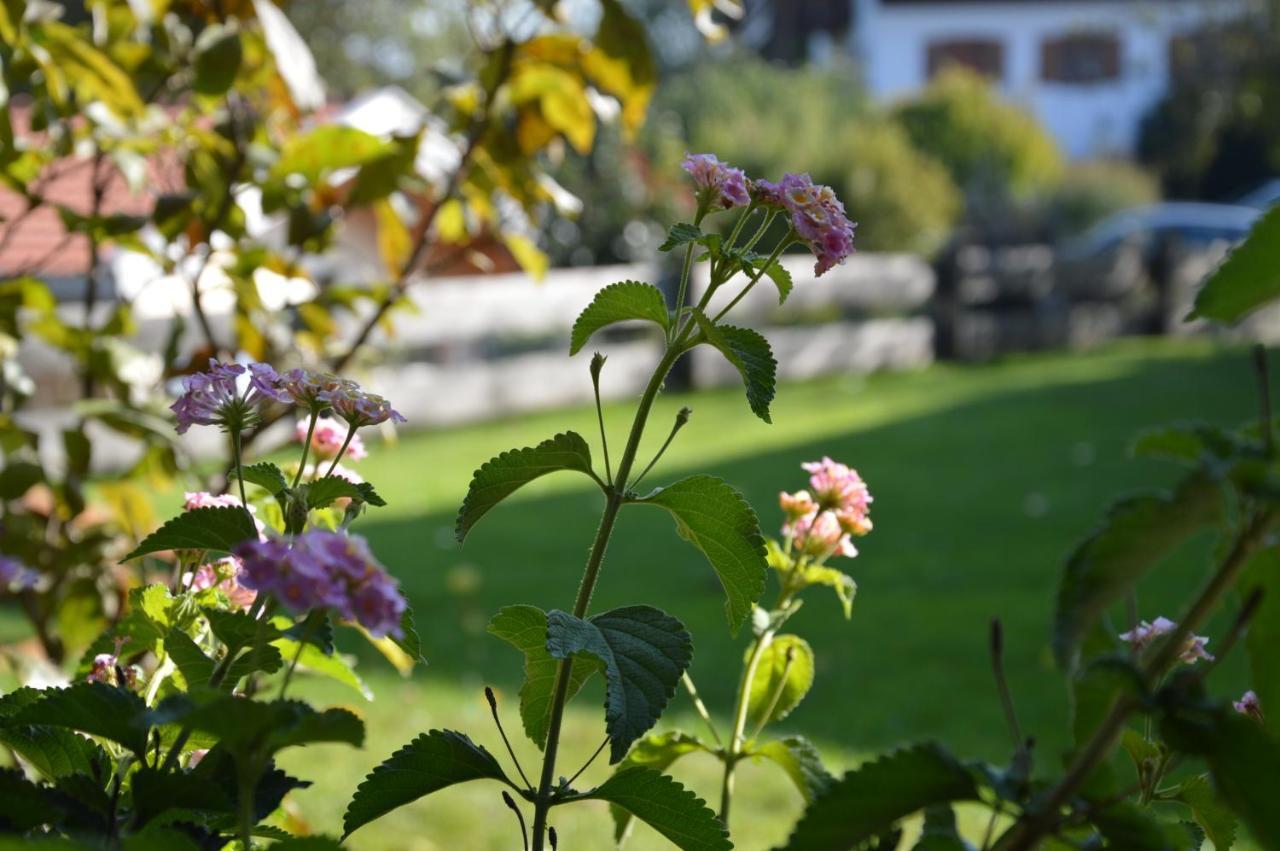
3;338;1260;849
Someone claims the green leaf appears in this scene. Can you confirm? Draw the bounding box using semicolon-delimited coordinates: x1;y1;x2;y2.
1175;774;1236;851
11;683;149;755
1240;548;1280;738
1188;206;1280;323
746;634;815;730
609;731;711;842
1052;472;1223;668
192;23;242;96
778;744;979;851
586;767;731;851
130;765;234;826
164;628;215;690
636;474;768;633
303;475;386;509
180;698;363;758
204;608;283;656
0;689;106;781
911;805;968;851
798;564;857;619
487;605;596;748
693;312;776;423
271;126;393;183
343;730;513;838
122;506;259;562
751;737;836;804
569;281;670;355
272;637;371;700
234;462;289;496
0;768;67;832
456;431;597;542
546;606;692;763
658;222;703;252
757;257;794;304
1089;800;1200;850
1130;424;1243;466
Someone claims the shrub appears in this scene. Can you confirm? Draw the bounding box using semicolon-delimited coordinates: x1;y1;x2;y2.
1045;159;1161;237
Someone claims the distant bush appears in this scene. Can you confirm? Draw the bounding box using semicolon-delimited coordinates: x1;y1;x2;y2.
1045;159;1161;237
894;68;1063;215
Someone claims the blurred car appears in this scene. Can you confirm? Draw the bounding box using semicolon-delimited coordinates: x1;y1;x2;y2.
1055;202;1259;301
1236;178;1280;209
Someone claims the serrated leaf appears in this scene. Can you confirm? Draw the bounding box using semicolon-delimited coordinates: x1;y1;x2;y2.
181;698;363;758
123;506;259;562
1089;800;1200;850
570;281;670;355
164;628;216;689
911;805;967;851
658;222;703;252
12;683;149;755
1188;206;1280;323
0;689;107;781
343;730;513;838
546;606;692;763
204;608;283;655
751;736;835;804
759;258;794;304
1053;472;1223;668
778;744;979;850
609;731;711;841
487;605;596;748
130;765;235;827
586;767;731;851
693;312;776;422
304;475;386;509
456;431;596;542
636;474;767;633
746;634;815;730
234;462;289;496
1175;774;1236;850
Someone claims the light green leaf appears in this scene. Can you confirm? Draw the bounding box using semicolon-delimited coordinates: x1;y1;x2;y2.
1052;472;1223;668
456;431;597;542
1188;206;1280;323
586;767;731;851
204;608;283;656
746;635;815;731
1175;774;1236;851
234;462;289;496
343;730;513;838
758;258;794;304
570;281;670;355
658;222;702;252
487;605;596;748
272;637;371;700
546;606;692;763
693;311;777;422
636;474;767;633
164;628;215;690
609;731;712;841
778;744;980;850
271;126;392;183
751;736;835;803
798;564;857;619
122;506;259;562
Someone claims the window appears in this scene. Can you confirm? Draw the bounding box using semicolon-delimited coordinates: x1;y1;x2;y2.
1041;33;1121;84
926;39;1004;81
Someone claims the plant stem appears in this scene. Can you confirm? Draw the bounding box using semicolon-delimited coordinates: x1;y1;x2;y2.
528;344;685;850
681;673;723;747
712;238;792;323
278;610;319;699
325;424;359;478
231;429;248;506
293;411;319;489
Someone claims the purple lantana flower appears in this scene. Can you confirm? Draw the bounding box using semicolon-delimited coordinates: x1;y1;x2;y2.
170;359;288;434
775;173;856;276
682;153;751;210
0;555;38;591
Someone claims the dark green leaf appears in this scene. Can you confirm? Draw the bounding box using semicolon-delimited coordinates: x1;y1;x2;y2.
1188;206;1280;323
304;475;386;509
658;222;702;252
609;731;711;841
636;474;767;633
12;683;149;755
586;767;730;851
456;431;596;542
1174;774;1236;851
546;605;692;763
0;768;67;832
234;462;289;496
911;805;967;851
1240;548;1280;738
1089;800;1199;850
180;698;363;758
343;730;513;838
1052;472;1223;668
122;506;259;562
487;605;596;748
192;23;242;96
0;689;106;781
751;736;835;804
130;765;234;826
693;312;777;422
746;634;815;730
569;280;670;355
778;744;980;851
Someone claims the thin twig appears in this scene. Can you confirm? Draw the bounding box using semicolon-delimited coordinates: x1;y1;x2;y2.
564;737;609;788
486;687;533;790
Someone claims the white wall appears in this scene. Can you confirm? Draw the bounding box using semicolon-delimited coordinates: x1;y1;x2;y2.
852;0;1245;157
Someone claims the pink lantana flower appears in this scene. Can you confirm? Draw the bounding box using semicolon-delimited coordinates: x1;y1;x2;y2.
296;418;367;461
682;153;750;210
1118;617;1213;664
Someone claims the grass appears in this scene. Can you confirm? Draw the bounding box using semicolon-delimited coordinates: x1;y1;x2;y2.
1;338;1260;849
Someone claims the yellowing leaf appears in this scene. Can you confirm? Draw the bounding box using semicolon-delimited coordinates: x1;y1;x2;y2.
434;198;468;244
509;63;595;154
373;199;412;276
584;0;656;135
502;232;548;281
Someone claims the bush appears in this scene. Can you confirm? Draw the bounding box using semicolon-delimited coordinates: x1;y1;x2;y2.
894;68;1063;216
1045;159;1161;237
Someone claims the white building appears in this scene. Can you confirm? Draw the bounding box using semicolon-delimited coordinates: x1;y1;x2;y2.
850;0;1247;157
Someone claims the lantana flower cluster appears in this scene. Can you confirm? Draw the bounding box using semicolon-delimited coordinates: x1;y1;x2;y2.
779;457;873;559
1118;616;1213;664
0;554;38;591
681;152;857;277
235;530;405;638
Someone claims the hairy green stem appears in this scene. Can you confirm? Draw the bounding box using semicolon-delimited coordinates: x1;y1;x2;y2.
712;238;792;323
293;411;319;489
528;344;685;850
325;424;358;478
231;429;248;506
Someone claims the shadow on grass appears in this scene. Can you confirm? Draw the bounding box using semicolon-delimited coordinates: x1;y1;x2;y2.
347;346;1253;762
